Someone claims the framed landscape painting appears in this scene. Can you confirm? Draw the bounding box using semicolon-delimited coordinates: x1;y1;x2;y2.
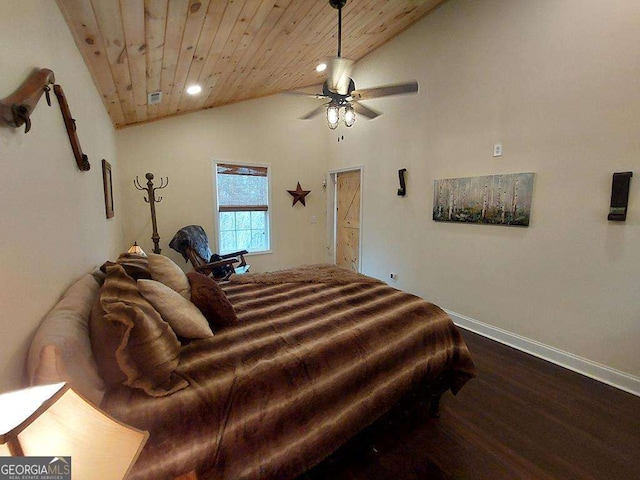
433;172;534;226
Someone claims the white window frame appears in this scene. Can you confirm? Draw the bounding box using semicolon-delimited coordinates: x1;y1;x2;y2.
213;160;272;256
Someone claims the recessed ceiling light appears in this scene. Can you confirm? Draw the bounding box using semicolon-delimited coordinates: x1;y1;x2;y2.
186;85;202;95
316;63;327;73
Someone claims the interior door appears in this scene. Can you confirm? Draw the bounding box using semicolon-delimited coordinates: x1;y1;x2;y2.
335;170;361;272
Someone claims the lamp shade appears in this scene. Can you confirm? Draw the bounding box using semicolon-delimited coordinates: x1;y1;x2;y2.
127;241;146;256
0;383;148;480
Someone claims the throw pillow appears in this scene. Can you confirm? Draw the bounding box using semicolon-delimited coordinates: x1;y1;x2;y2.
28;273;107;406
147;253;191;299
186;272;238;331
116;252;152;280
95;264;187;396
137;279;213;339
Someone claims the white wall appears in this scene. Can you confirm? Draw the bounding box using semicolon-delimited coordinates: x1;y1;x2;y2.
8;0;632;392
116;94;328;272
0;2;124;391
328;0;640;378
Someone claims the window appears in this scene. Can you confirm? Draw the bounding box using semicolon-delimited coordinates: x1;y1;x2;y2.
215;163;270;255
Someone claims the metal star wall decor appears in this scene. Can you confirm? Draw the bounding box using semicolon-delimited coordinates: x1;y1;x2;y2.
287;182;311;207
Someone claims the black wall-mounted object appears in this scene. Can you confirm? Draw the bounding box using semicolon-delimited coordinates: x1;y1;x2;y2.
397;168;407;196
608;171;632;221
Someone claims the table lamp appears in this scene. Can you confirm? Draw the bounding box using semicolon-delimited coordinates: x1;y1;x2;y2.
0;383;148;479
127;242;146;256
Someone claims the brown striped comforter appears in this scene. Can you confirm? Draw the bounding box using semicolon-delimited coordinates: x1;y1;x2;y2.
102;266;475;480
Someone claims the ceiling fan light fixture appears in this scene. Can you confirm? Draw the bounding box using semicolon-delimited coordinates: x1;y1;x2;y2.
344;104;356;127
327;104;340;129
294;0;418;127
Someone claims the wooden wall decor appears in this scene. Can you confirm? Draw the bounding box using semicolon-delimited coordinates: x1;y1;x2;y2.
0;67;91;172
287;182;311;207
53;84;90;171
134;173;169;254
102;160;114;218
0;68;54;133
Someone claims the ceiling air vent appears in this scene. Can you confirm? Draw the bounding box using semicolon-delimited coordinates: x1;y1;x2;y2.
147;91;162;105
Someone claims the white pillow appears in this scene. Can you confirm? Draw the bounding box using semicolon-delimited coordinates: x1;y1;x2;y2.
27;273;106;406
147;253;191;299
137;279;213;339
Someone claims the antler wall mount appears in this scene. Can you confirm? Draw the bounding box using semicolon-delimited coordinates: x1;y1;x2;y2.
1;67;90;171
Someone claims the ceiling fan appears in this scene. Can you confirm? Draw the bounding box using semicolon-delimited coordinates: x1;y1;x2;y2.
294;0;419;129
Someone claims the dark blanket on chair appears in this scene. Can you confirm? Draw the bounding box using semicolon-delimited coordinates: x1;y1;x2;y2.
101;266;475;480
169;225;213;263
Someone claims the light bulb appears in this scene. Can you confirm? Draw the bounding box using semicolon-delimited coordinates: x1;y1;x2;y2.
327;105;339;130
186;85;202;95
344;104;356;127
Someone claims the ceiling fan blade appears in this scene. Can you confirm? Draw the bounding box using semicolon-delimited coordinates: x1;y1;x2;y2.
327;57;354;95
352;101;381;119
284;90;327;99
351;81;418;101
299;103;329;120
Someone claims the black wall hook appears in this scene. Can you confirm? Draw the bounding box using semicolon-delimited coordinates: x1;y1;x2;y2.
397;168;407;196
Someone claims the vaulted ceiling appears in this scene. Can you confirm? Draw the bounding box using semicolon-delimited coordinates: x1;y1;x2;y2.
56;0;445;128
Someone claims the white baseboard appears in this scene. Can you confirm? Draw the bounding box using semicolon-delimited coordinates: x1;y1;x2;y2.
446;310;640;398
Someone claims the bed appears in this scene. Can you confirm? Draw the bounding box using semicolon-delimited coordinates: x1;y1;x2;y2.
27;256;475;480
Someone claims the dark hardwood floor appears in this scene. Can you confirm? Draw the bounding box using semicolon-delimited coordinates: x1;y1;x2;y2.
298;329;640;480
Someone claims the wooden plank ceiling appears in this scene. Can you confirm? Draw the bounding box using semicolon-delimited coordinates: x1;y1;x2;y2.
55;0;445;128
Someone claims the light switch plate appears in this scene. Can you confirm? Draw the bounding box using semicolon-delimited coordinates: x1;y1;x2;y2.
493;143;503;157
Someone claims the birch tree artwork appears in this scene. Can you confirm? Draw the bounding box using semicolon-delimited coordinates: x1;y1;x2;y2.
433;173;534;226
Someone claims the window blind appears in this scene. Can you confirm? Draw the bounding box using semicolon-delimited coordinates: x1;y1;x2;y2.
217;163;268;212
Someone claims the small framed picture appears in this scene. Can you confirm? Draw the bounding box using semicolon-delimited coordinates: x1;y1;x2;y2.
102;159;114;218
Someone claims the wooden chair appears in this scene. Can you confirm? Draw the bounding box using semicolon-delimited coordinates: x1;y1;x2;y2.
169;225;250;281
186;247;249;281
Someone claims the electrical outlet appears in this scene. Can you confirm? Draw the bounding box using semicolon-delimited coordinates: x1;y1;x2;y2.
493;143;503;157
389;273;398;280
